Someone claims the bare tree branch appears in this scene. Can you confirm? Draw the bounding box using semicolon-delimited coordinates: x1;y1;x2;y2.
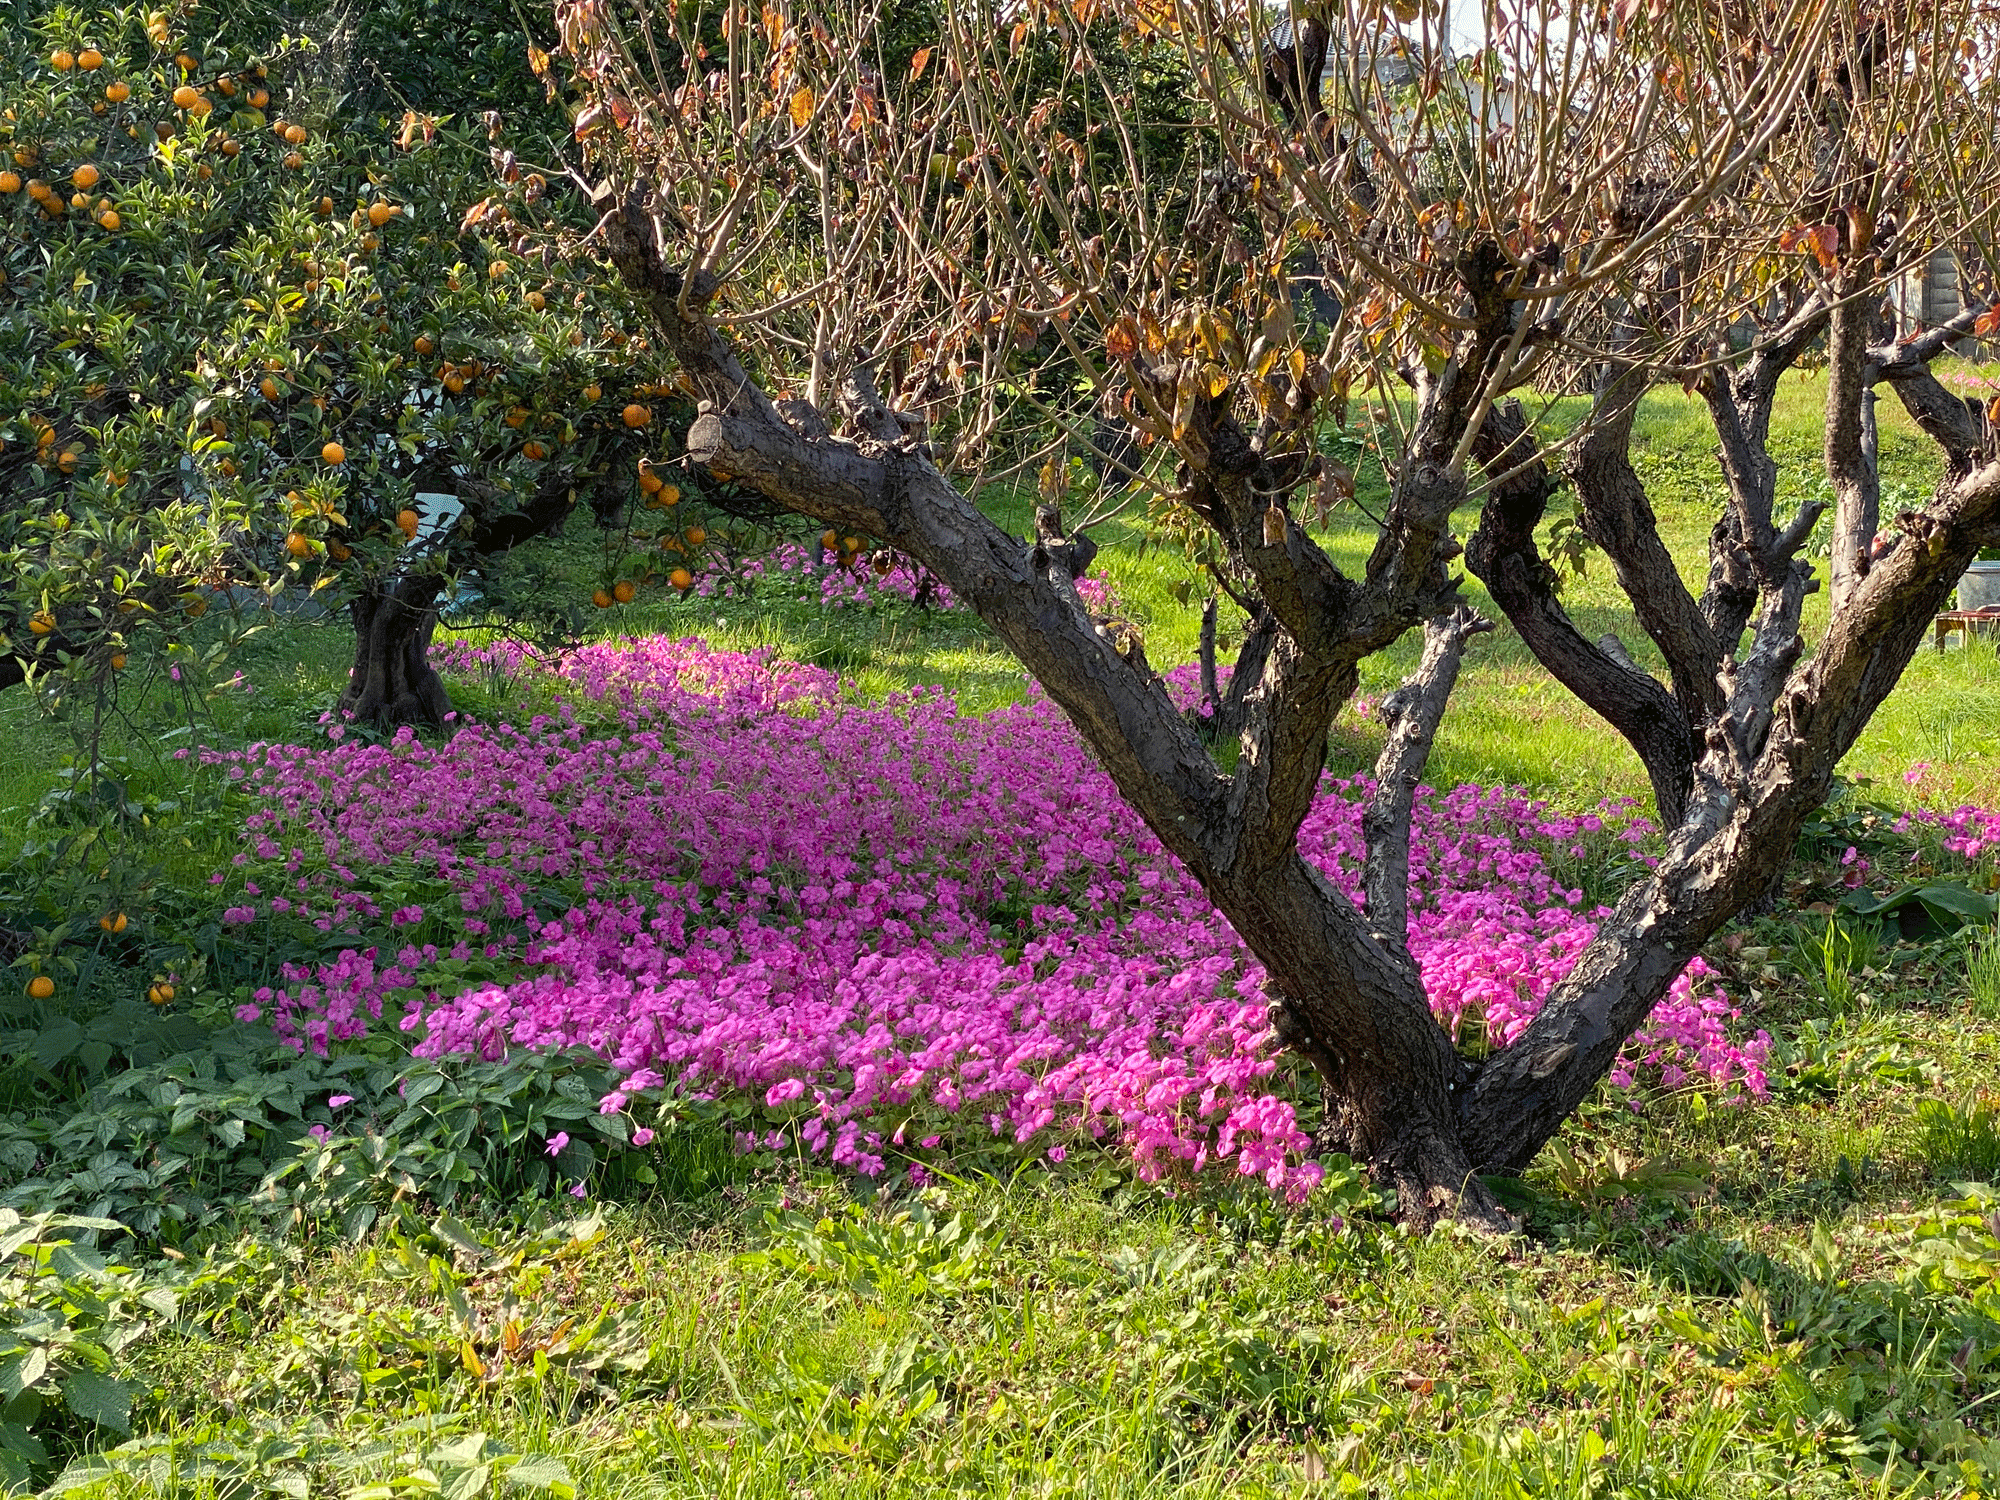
1362;607;1494;960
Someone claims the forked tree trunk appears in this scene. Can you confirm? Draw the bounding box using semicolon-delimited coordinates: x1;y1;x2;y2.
339;575;451;729
595;197;2000;1233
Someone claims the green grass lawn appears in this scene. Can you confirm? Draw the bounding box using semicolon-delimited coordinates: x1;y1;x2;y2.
4;366;2000;1498
4;365;1994;823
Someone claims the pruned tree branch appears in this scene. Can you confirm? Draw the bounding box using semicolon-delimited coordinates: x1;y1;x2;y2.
1466;399;1697;823
1362;607;1494;960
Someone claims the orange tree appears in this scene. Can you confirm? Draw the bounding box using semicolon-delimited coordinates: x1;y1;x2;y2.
0;0;699;732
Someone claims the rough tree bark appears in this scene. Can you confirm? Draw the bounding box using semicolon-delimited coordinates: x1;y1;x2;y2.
333;468;585;730
338;574;453;728
559;0;2000;1226
599;203;1521;1227
593;171;2000;1223
1196;595;1277;744
1455;294;2000;1172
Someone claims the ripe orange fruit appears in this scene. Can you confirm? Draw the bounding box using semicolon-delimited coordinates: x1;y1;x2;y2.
79;48;104;70
843;536;861;553
27;976;54;1000
591;588;612;609
396;508;419;537
505;406;528;428
249;88;269;108
367;200;396;228
283;151;303;169
0;172;18;194
525;290;546;311
260;376;281;400
443;371;465;394
622;404;651;428
821;529;839;549
175;52;197;71
109;652;127;669
104;81;129;102
321;440;346;465
657;484;680;506
328;540;352;561
414;334;434;356
669;567;692;590
285;532;312;557
100;912;128;933
51;50;75;72
172;84;199;109
612;579;636;603
96;208;120;230
315;195;333;214
685;526;707;546
639;469;664;495
69;191;89;209
72;163;100;189
28;611;54;635
216;75;236;97
582;383;601;402
488;260;506;280
283;123;307;145
522;440;546;461
221;137;240;157
146;982;175;1004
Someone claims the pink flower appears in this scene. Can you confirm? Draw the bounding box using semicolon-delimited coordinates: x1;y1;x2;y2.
201;635;1775;1203
632;1127;655;1146
545;1132;570;1155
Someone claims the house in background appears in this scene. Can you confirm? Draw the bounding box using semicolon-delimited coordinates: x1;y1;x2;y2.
1895;247;1989;356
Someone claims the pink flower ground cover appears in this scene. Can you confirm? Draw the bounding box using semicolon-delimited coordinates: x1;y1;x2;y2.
202;637;1768;1198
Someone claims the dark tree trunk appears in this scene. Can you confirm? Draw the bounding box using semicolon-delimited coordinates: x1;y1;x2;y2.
326;463;580;732
338;575;451;729
1196;595;1277;743
592;184;2000;1233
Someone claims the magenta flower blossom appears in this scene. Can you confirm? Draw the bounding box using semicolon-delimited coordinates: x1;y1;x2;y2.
199;635;1778;1202
545;1132;570;1156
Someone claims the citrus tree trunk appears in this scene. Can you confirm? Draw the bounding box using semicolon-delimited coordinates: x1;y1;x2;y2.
338;575;451;729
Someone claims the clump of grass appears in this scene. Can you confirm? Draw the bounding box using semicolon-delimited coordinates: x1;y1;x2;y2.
1965;920;2000;1020
1914;1094;2000;1182
1789;914;1882;1017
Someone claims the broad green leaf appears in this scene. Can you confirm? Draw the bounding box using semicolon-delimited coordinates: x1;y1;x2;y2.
432;1216;484;1258
60;1369;131;1434
502;1455;575;1497
0;1351;48;1402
